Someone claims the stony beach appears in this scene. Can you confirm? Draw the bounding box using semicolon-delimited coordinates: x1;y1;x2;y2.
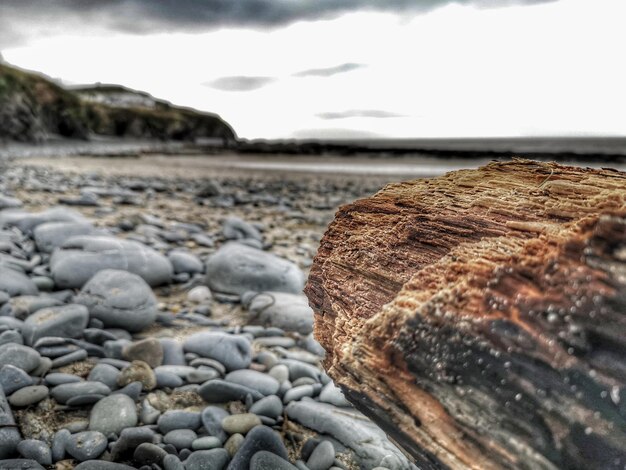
0;152;418;470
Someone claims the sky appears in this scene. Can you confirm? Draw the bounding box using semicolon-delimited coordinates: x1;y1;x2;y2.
1;0;624;140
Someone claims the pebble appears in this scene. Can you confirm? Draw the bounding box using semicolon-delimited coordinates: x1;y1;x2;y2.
133;443;167;466
187;286;212;303
88;363;120;390
22;304;89;346
249;395;283;418
201;406;229;442
45;372;83;386
191;436;222;450
17;440;52;466
117;360;156;391
155;370;183;388
198;379;263;403
110;426;156;461
0;364;34;394
50;348;88;368
283;384;315;404
163;429;197;449
268;364;290;383
74;461;136;470
319;382;350;407
89;393;138;437
227;425;289;470
160;339;186;366
8;385;49;407
307;441;335;470
74;269;158;332
0;343;42;373
222;413;262;435
157;410;201;434
65;431;108;461
163;454;185;470
183;332;251;371
224;433;245;457
51;382;111;404
251;451;299;470
184;448;230;470
225;369;280;396
122;338;163;368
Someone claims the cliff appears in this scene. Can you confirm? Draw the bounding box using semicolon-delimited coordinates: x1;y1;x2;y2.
0;63;236;143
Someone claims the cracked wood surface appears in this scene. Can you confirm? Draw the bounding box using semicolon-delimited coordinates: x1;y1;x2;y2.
305;160;626;470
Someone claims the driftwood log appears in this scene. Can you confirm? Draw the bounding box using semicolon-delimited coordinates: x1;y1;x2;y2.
305;160;626;470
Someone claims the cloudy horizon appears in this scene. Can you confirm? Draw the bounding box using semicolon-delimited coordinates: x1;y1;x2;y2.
1;0;624;139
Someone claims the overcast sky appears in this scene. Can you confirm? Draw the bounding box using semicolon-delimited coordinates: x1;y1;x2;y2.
1;0;624;139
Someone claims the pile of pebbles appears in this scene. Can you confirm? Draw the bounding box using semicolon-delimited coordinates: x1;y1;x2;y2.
0;163;414;470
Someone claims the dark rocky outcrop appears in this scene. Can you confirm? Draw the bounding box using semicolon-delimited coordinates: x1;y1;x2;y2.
0;63;236;143
306;160;626;470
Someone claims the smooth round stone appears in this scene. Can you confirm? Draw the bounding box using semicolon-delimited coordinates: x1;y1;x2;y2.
9;385;49;407
88;363;120;389
74;461;136;470
50;235;173;288
74;269;158;332
0;329;24;346
17;440;52;466
50;348;88;368
227;425;288;469
163;454;185;470
190;358;226;375
246;291;313;335
0;343;41;373
0;266;39;297
110;426;157;461
45;372;83;386
112;381;143;400
159;339;186;366
280;359;321;382
65;431;108;461
198;379;263;403
34;221;95;253
187;286;212;304
154;365;195;378
133;442;167;466
224;433;244;457
163;429;197;450
249;395;283;419
169;251;204;274
185;448;230;470
306;440;335;470
292;377;317;387
157;410;201;434
225;369;279;396
66;394;107;406
222;216;262;242
0;364;34;394
22;304;89;346
251;451;298;470
204;242;304;296
155;370;183;388
89;393;137;437
122;338;163;368
187;368;220;384
283;385;315;404
268;365;289;384
51;382;111;404
117;361;156;391
201;406;229;443
222;413;262;435
51;428;71;461
183;332;251;372
191;436;222;450
64;419;90;433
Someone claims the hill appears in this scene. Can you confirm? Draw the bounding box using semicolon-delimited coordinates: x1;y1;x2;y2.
0;63;236;143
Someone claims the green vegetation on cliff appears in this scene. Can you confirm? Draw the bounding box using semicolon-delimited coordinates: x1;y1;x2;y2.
0;63;236;142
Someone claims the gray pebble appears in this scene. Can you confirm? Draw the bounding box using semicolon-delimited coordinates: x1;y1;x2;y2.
157;410;201;434
307;440;335;470
0;344;41;373
283;385;315;404
201;406;229;443
88;363;120;389
133;442;167;466
163;429;197;449
249;395;283;418
191;436;222;450
50;348;88;368
222;413;262;435
185;448;230;470
227;425;288;470
198;379;263;403
89;393;137;437
163;454;185;470
251;451;298;470
225;369;279;396
0;364;34;394
65;431;108;461
183;332;251;372
9;385;49;407
51;381;111;404
45;372;83;386
17;440;52;466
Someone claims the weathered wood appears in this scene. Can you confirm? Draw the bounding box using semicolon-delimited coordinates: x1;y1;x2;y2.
305;160;626;470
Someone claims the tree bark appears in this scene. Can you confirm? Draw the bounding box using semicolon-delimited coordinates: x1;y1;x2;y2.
305;160;626;470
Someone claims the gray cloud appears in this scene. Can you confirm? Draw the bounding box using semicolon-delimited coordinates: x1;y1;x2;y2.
317;110;404;120
294;63;365;78
0;0;558;46
206;76;275;92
